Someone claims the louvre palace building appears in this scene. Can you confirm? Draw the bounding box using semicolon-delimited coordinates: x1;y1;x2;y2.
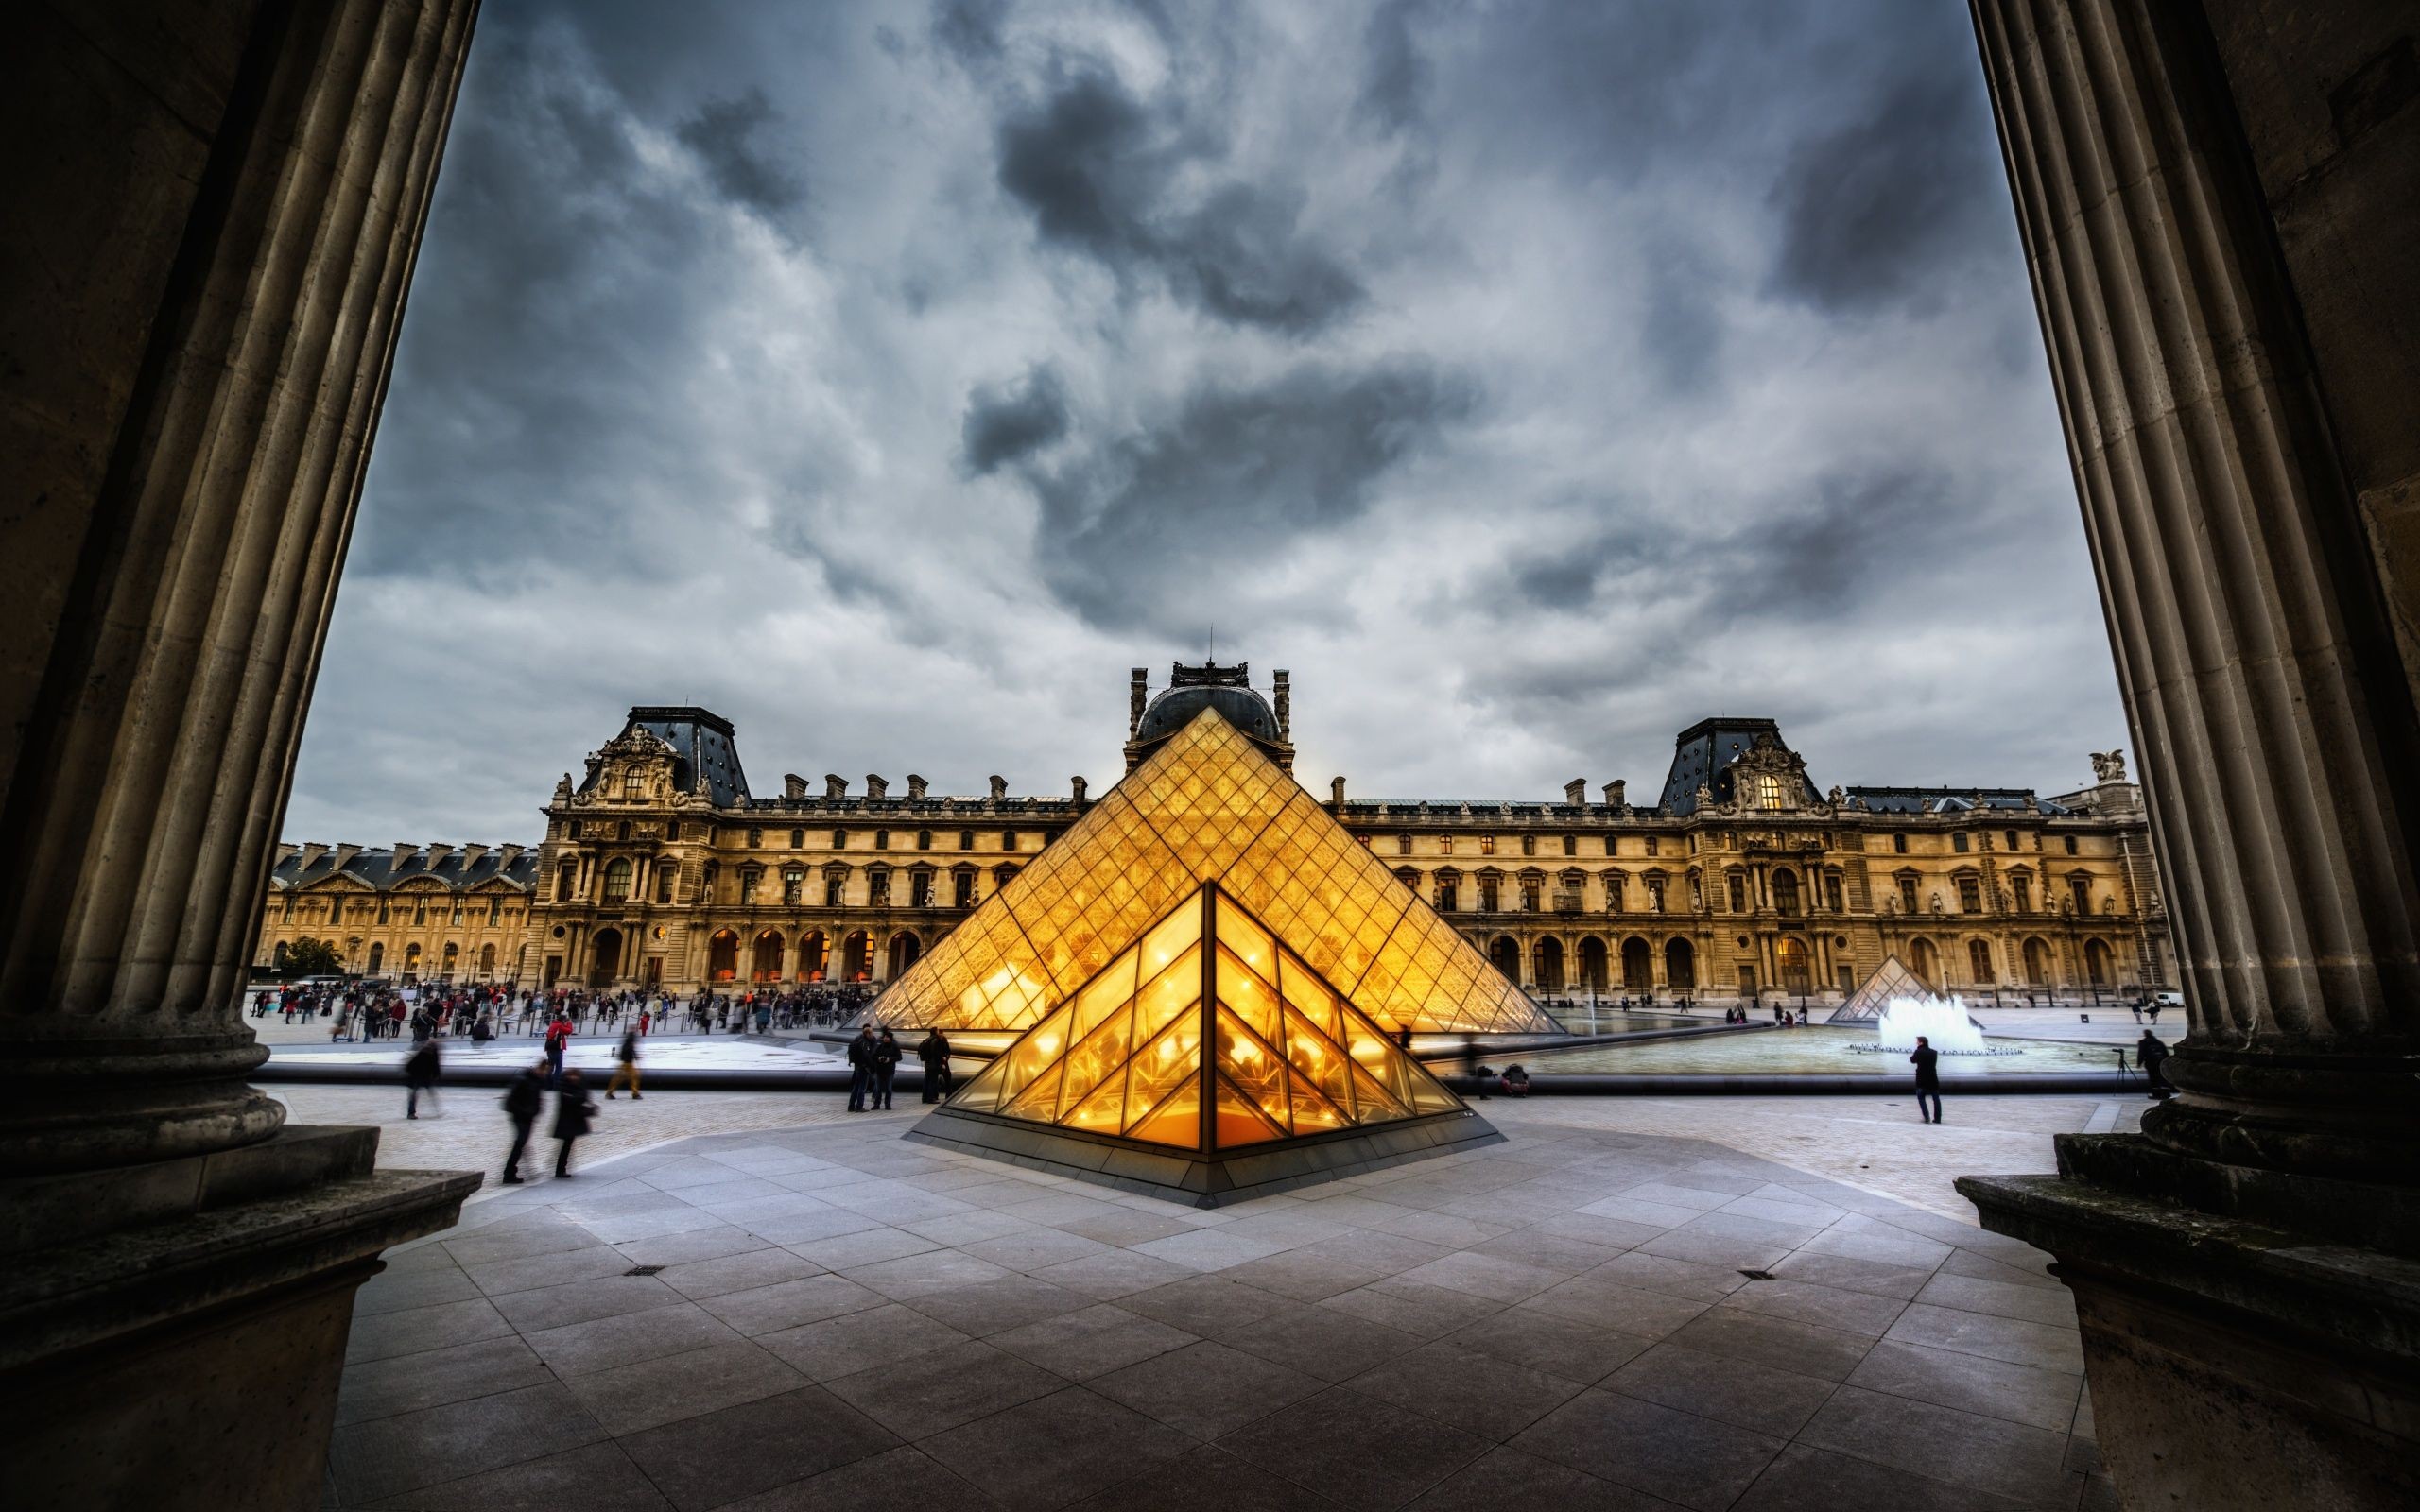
257;662;2165;1007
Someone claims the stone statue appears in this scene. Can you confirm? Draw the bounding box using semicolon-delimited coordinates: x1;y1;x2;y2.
1827;785;1843;806
1129;668;1148;734
1929;890;1945;915
2091;748;2128;782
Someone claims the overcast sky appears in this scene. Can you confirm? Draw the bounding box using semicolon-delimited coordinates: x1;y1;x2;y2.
284;0;2125;845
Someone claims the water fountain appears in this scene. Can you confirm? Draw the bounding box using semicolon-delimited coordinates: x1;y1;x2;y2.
1873;993;1991;1055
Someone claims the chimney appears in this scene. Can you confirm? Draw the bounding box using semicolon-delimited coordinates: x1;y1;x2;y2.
1331;775;1347;807
1071;776;1088;802
1129;667;1149;738
460;843;489;868
332;843;362;871
908;774;929;800
864;774;889;800
825;774;848;799
1272;668;1291;741
990;775;1008;801
274;842;299;866
1604;780;1627;808
389;843;417;868
785;773;807;799
496;844;524;868
424;843;454;868
1564;778;1587;806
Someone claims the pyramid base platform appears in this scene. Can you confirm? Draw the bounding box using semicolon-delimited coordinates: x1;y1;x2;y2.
902;1106;1505;1207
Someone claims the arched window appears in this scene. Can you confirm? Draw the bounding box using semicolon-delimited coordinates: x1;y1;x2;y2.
752;930;785;982
441;941;459;975
1777;936;1810;994
404;942;422;976
602;857;632;902
1534;937;1565;990
2085;938;2115;985
479;943;496;975
1621;936;1653;989
2023;936;2054;983
1772;870;1801;917
1754;774;1786;811
1397;834;1412;854
364;942;382;973
1665;936;1696;989
708;929;739;981
622;769;643;799
1968;938;1995;984
1910;937;1940;988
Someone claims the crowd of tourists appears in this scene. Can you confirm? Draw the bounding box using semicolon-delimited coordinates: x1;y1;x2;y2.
253;979;876;1042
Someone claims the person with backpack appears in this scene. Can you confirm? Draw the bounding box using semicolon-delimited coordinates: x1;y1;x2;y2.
551;1070;598;1177
607;1023;642;1100
500;1060;544;1184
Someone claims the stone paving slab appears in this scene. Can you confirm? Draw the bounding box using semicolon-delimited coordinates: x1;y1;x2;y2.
326;1102;2113;1509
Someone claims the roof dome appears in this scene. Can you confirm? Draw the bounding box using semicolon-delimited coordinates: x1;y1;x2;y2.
1133;685;1281;747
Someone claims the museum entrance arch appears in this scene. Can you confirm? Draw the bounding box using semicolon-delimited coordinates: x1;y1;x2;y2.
589;927;623;988
800;929;828;982
1578;936;1608;993
1664;937;1696;991
1487;936;1520;983
887;931;922;978
752;930;785;982
1777;936;1811;996
708;929;739;982
1620;936;1652;991
842;930;872;982
1534;937;1565;992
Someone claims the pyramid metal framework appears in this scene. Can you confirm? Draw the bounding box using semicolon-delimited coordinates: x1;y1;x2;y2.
873;708;1555;1036
1826;954;1964;1026
949;884;1465;1152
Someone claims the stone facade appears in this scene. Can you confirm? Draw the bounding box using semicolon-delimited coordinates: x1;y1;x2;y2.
260;670;2157;1007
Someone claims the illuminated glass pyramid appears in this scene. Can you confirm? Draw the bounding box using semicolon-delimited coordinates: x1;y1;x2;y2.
1825;954;1929;1026
949;884;1464;1148
909;882;1500;1204
877;708;1554;1036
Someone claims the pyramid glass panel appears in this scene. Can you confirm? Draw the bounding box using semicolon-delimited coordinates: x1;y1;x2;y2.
942;884;1465;1159
876;708;1552;1034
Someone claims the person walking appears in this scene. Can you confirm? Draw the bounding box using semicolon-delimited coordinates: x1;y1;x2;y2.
2136;1029;2173;1102
544;1009;572;1089
1910;1035;1943;1124
607;1023;643;1100
873;1028;903;1110
918;1028;954;1104
552;1069;598;1177
501;1060;544;1184
846;1023;877;1112
404;1035;441;1119
754;1000;772;1036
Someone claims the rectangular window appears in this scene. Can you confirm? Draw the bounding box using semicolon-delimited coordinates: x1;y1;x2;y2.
1898;876;1920;914
739;872;758;904
1824;875;1843;912
2013;873;2032;911
832;829;847;849
1604;835;1618;855
1396;834;1411;854
1481;836;1495;855
1440;836;1454;855
2065;834;2079;854
1479;879;1499;911
1438;883;1459;912
749;828;763;848
869;872;891;907
1957;876;1982;912
1520;881;1540;912
2005;830;2019;850
790;829;804;849
1954;832;1970;852
1002;831;1018;850
911;874;933;907
1727;876;1746;912
1893;833;1910;853
825;877;844;907
1644;835;1660;856
1520;835;1536;856
1563;834;1577;856
954;872;975;907
2071;876;2093;913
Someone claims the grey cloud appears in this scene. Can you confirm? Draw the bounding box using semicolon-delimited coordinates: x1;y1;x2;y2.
1032;361;1479;629
1768;75;2003;313
1356;0;1433;135
676;88;805;217
994;66;1365;335
931;0;1009;68
961;364;1073;474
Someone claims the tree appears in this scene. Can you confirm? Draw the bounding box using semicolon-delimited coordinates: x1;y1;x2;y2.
283;936;343;976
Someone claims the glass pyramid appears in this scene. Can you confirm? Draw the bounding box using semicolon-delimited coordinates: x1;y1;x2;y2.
947;885;1466;1151
1826;954;1929;1025
877;708;1554;1034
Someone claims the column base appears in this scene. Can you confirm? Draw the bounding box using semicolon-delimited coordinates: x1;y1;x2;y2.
0;1126;479;1512
1960;1136;2420;1512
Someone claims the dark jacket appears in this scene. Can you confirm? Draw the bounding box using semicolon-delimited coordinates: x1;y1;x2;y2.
503;1071;544;1123
847;1033;877;1070
2136;1033;2170;1082
1910;1045;1941;1089
873;1035;903;1073
404;1041;440;1089
617;1030;639;1064
552;1086;597;1139
917;1033;951;1069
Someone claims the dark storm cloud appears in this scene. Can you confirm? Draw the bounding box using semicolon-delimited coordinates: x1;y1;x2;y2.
1769;75;2005;313
994;66;1366;335
960;364;1072;474
676;88;805;218
287;0;2126;844
1032;361;1478;629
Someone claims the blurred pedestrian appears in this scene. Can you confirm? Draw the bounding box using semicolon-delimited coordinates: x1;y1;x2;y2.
501;1060;544;1184
553;1070;598;1177
846;1023;877;1112
2136;1030;2172;1102
405;1035;441;1119
608;1023;642;1100
544;1009;572;1089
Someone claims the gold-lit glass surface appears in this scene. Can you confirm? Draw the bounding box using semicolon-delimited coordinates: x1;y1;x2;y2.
943;885;1465;1153
876;708;1554;1033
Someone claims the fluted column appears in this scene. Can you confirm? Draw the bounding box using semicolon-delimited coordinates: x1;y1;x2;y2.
0;0;480;1176
1971;0;2420;1179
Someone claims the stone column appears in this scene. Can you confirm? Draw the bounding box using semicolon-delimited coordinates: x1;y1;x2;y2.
1960;2;2420;1506
0;1;482;1504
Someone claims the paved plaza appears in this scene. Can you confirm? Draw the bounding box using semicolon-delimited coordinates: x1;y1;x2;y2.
324;1099;2118;1510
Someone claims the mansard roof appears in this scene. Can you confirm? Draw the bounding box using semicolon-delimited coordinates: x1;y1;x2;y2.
577;706;751;807
271;845;539;893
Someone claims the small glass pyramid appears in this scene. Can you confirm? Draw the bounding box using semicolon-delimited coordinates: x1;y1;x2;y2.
947;885;1465;1152
1826;954;1930;1025
877;708;1554;1035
